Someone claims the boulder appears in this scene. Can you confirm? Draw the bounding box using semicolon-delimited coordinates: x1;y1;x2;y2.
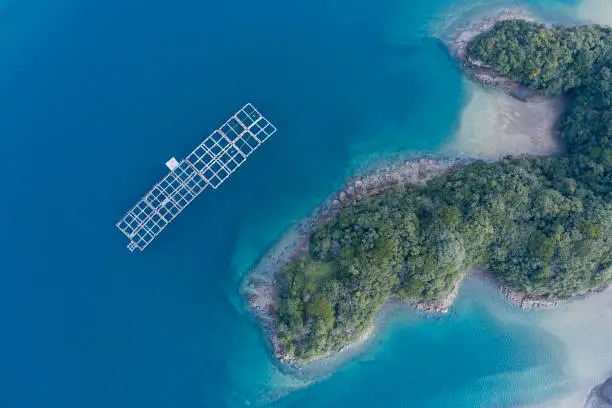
601;378;612;404
585;377;612;408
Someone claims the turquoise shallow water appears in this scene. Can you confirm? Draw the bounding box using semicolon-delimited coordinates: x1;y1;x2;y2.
0;0;582;407
261;278;570;408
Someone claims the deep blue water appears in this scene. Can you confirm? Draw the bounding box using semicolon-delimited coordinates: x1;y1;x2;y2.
0;0;581;407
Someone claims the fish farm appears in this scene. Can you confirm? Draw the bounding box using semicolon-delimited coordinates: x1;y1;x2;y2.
116;103;277;251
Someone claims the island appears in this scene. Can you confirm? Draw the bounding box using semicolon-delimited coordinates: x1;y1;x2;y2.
244;16;612;364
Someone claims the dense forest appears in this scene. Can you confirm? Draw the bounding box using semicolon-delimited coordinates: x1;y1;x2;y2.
275;20;612;361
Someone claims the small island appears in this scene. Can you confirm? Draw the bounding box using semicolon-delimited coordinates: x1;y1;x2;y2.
245;15;612;364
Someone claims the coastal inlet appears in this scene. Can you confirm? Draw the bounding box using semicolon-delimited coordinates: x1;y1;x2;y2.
244;9;612;372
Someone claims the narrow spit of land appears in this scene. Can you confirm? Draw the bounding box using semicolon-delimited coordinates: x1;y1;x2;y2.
244;8;612;368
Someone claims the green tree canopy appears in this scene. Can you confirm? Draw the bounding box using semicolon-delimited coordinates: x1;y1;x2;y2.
275;20;612;361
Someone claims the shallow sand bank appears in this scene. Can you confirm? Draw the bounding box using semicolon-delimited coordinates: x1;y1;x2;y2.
243;6;569;364
443;80;565;159
242;5;612;407
527;286;612;408
437;6;565;159
577;0;612;27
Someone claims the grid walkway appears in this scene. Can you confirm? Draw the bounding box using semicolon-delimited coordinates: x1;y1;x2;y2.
116;103;276;252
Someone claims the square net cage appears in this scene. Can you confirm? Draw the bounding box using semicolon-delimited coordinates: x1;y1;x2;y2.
116;103;276;251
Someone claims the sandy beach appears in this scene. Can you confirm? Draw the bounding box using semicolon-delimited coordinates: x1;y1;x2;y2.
239;4;612;408
242;5;571;366
577;0;612;27
543;1;612;402
524;286;612;408
434;6;566;160
443;80;565;159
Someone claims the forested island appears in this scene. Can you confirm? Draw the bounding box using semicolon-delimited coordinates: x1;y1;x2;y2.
252;19;612;362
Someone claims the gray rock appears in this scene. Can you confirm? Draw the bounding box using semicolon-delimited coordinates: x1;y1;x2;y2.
584;377;612;408
500;286;558;309
601;378;612;403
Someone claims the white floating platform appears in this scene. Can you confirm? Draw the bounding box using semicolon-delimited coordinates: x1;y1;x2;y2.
165;157;180;171
116;103;277;252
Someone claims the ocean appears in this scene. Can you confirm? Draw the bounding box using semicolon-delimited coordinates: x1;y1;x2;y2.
0;0;598;407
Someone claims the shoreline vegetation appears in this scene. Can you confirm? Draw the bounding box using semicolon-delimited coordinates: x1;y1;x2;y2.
243;8;612;367
445;8;544;102
242;156;471;362
441;8;567;160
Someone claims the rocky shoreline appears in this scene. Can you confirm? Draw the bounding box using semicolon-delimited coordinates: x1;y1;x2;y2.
242;156;469;363
444;8;551;102
243;8;604;366
242;146;584;364
585;378;612;408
